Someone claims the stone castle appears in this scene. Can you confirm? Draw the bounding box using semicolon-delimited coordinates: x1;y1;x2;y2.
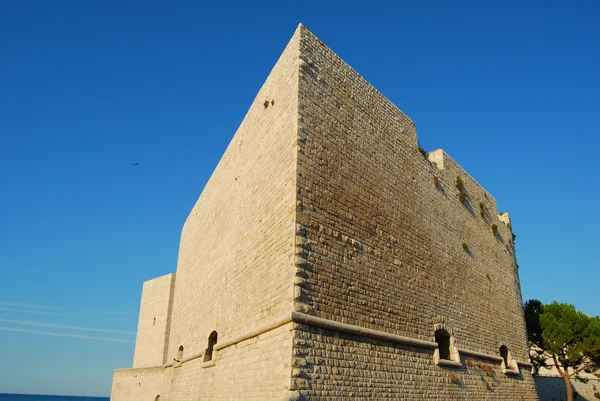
110;24;539;400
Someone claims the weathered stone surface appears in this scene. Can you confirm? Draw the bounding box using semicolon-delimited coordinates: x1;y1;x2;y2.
132;273;175;368
110;24;538;400
111;24;300;401
290;24;537;400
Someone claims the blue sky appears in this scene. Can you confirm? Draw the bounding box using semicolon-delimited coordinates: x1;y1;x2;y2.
1;0;598;396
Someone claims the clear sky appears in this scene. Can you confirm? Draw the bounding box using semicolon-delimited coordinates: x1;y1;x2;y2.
1;0;598;396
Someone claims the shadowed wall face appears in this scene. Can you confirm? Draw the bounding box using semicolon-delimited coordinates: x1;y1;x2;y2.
291;25;537;399
535;376;600;401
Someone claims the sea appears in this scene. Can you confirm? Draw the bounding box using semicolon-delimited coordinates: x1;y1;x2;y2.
0;395;109;401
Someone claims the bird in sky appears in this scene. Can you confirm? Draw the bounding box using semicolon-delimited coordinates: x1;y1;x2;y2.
133;162;139;166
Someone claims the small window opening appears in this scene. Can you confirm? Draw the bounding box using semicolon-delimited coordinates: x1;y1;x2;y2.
204;331;218;362
153;317;156;326
177;345;184;361
435;329;451;360
499;344;518;373
500;345;509;367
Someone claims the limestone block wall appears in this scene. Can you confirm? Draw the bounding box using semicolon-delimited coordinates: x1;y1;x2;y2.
293;324;538;400
133;273;176;368
535;376;600;401
110;367;166;401
112;23;539;401
159;25;301;397
166;322;294;401
424;149;528;358
111;321;295;401
292;25;537;399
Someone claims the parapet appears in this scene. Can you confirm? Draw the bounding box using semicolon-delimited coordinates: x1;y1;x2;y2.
499;212;512;228
427;149;510;228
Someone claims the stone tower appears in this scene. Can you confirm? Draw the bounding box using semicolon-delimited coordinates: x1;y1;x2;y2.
110;24;539;400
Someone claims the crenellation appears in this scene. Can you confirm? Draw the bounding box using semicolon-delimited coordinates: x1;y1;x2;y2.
427;149;500;217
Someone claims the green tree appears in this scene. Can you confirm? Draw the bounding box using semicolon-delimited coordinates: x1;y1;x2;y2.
524;300;600;401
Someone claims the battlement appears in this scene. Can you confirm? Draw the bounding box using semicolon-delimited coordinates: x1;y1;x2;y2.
427;148;511;230
427;149;496;204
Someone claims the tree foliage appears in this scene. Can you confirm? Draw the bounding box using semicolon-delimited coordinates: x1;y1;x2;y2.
524;299;600;401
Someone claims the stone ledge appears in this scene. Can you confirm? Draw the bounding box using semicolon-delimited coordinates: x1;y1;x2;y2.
214;313;292;351
292;312;527;368
503;367;521;375
113;366;164;375
160;314;292;370
156;312;534;375
436;359;463;368
164;352;205;369
291;312;438;349
181;351;203;364
459;348;503;363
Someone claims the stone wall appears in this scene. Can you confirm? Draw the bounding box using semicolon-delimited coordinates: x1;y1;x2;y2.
112;322;295;401
112;23;539;401
133;273;176;368
535;376;600;401
112;25;303;401
172;322;294;401
111;367;165;401
165;21;300;365
293;323;537;400
291;25;538;399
